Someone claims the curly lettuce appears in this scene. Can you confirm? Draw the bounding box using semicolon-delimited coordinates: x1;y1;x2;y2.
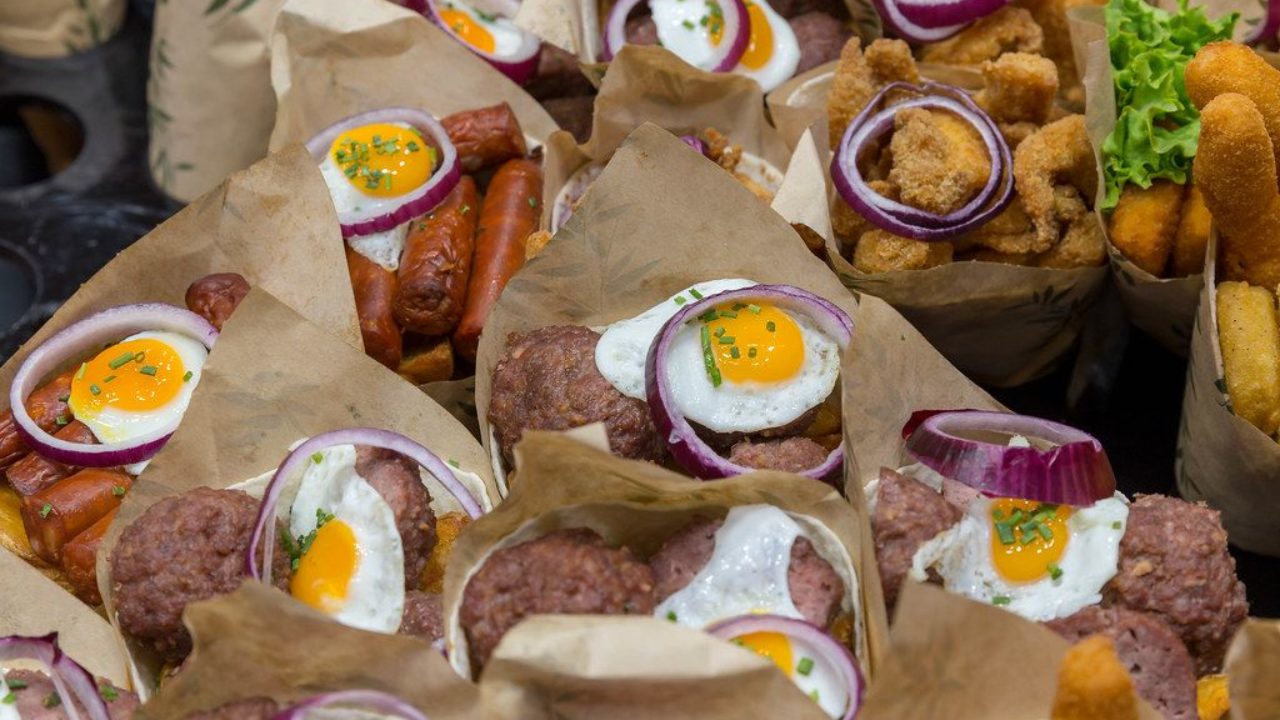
1101;0;1237;210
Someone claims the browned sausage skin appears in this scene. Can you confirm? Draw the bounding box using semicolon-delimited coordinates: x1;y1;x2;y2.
21;467;132;564
0;369;75;470
394;177;479;335
442;104;528;173
453;158;544;363
5;419;98;497
346;245;404;370
61;507;117;605
185;272;251;331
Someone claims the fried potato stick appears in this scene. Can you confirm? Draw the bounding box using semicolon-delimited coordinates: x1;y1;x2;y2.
1186;41;1280;176
1172;185;1212;277
1108;180;1186;277
1216;281;1280;436
1050;635;1139;720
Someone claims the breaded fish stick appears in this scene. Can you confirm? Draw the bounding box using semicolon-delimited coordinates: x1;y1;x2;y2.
1194;93;1280;289
1186;41;1280;176
1108;180;1186;277
1216;282;1280;436
1172;185;1212;277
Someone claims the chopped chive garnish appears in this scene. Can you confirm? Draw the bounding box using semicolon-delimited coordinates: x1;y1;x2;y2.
112;485;126;498
730;347;740;359
682;18;695;28
100;685;119;702
54;416;69;427
39;503;52;519
1037;524;1053;542
809;689;820;702
6;681;26;690
75;364;87;381
992;595;1011;606
139;365;158;376
766;321;776;332
674;296;687;306
1047;563;1063;581
108;351;135;369
698;310;719;322
748;347;757;358
718;336;736;344
992;510;1005;521
689;288;704;300
796;657;814;676
461;204;471;215
666;611;678;622
1;693;13;705
89;384;101;396
731;303;746;310
43;693;60;709
133;352;145;363
58;395;68;403
183;371;193;382
719;310;738;319
700;325;722;388
311;452;323;464
995;522;1016;546
447;458;461;468
104;375;118;384
746;303;761;314
1112;521;1122;530
528;197;538;208
714;327;726;337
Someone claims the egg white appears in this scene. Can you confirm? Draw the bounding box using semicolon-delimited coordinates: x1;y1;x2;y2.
732;0;799;92
318;121;417;271
439;0;530;55
648;0;798;91
785;637;850;718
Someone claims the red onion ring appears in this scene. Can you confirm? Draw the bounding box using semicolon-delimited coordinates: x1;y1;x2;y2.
895;0;1007;30
831;82;1013;241
643;284;851;482
271;690;428;720
706;615;863;720
246;427;485;584
418;0;542;85
903;410;1117;505
680;134;709;157
0;634;111;720
8;303;218;468
601;0;750;72
872;0;968;42
1246;0;1280;46
305;108;461;239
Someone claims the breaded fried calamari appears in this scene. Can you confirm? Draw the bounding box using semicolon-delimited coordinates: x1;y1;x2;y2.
1013;0;1105;103
1186;41;1280;176
888;107;992;214
1050;635;1140;720
919;7;1043;65
975;52;1059;126
1037;211;1106;269
853;230;953;273
826;38;918;147
1108;180;1186;276
1216;281;1280;436
1013;115;1098;250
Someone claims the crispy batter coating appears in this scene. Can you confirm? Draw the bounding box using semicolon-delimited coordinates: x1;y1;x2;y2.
919;7;1043;65
826;38;918;148
525;229;552;260
1186;41;1280;176
1050;635;1140;720
1013;0;1104;101
1216;281;1280;435
1108;180;1186;277
1037;212;1106;268
853;229;953;273
957;200;1039;254
998;120;1041;149
1194;93;1280;289
975;52;1059;125
888;107;993;214
833;180;895;246
1196;675;1231;720
866;37;919;86
1013;114;1098;250
1172;185;1211;277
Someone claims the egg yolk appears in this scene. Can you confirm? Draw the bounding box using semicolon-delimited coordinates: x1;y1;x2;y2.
68;338;185;419
291;518;358;615
740;3;773;70
702;302;804;384
989;498;1071;583
329;122;437;198
437;6;496;54
737;631;794;677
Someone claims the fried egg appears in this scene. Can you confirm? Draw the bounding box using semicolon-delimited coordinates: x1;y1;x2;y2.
436;0;531;57
734;631;851;718
910;494;1129;622
286;444;405;633
647;0;800;91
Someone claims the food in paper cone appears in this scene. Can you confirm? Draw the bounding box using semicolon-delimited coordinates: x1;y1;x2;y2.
0;633;138;719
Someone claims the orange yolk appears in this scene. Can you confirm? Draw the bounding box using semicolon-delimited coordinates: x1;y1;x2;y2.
989;498;1071;583
290;518;358;614
703;302;804;384
740;3;773;70
329;122;437;198
69;338;185;417
738;631;794;677
439;7;496;53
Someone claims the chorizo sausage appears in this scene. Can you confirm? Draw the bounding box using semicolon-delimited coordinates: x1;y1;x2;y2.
21;468;131;564
0;369;75;470
61;508;116;605
393;177;478;335
452;158;544;363
185;272;251;331
346;245;404;370
442;104;528;173
5;420;98;497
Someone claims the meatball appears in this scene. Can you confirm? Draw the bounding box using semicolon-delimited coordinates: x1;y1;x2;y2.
1046;606;1197;720
789;13;852;75
355;445;437;589
768;0;848;19
727;436;830;473
2;670;138;719
400;590;446;643
183;698;279;720
542;96;594;143
871;469;962;611
650;517;845;626
526;43;595;101
460;528;656;669
488;326;665;466
1104;495;1248;675
110;488;291;664
625;16;659;45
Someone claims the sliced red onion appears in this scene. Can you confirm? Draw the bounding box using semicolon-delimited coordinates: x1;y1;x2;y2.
643;285;851;482
8;303;218;468
418;0;542;85
831;82;1013;241
305;109;461;239
706;615;863;720
1246;0;1280;46
246;428;485;584
872;0;968;42
601;0;749;72
903;410;1117;505
0;634;111;720
271;690;428;720
680;134;708;157
895;0;1007;30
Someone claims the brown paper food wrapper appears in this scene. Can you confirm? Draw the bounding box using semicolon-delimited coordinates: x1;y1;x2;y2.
1225;619;1280;719
268;0;557;152
443;431;887;716
134;582;478;719
0;0;123;57
95;288;498;695
1176;235;1280;557
146;0;291;202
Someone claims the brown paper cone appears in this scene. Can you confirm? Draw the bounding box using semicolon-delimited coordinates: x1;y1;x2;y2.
0;0;124;58
1225;619;1280;720
96;288;497;695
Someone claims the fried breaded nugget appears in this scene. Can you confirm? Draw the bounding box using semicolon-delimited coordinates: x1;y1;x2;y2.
1051;635;1140;720
1216;281;1280;436
853;229;953;273
957;199;1038;254
1196;675;1230;720
826;38;918;148
865;37;919;86
1013;0;1105;102
1038;213;1106;268
975;52;1059;126
888;107;992;214
1172;185;1211;277
833;180;895;245
1014;114;1098;250
919;6;1043;65
1107;180;1186;277
1194;93;1280;289
1186;41;1280;176
998;121;1040;149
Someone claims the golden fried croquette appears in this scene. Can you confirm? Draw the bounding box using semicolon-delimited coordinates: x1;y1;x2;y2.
525;229;553;260
888;107;992;215
826;38;919;149
1050;635;1140;720
1172;185;1212;277
975;52;1059;126
1012;0;1105;101
1038;213;1106;268
1216;281;1280;436
1186;41;1280;176
1196;675;1230;720
421;510;470;594
1013;114;1098;250
1108;180;1186;277
853;229;953;273
1194;93;1280;290
919;7;1044;65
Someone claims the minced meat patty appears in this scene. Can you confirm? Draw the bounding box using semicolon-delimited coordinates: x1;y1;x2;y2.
400;590;446;643
1046;606;1197;720
1105;494;1248;675
871;469;962;611
110;487;291;664
488;326;665;466
355;445;436;589
789;12;852;74
649;517;844;627
460;528;656;670
183;697;279;720
2;669;138;719
728;436;830;473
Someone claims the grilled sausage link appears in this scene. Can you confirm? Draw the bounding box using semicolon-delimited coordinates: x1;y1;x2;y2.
346;246;404;370
0;370;75;470
394;177;479;335
5;420;98;497
442;103;528;173
22;468;132;564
